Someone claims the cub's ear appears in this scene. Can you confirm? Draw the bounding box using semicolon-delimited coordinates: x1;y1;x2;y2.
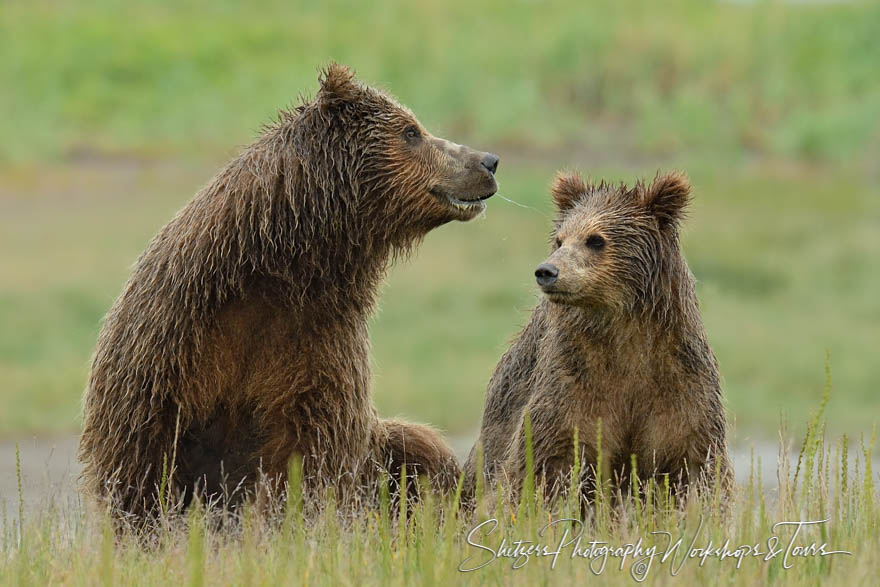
551;171;587;213
317;62;358;110
644;171;691;230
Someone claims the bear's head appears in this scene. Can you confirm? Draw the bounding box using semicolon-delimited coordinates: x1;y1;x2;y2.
291;63;499;234
534;170;691;314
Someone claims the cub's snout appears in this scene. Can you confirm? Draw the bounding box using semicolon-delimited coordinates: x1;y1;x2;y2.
534;263;559;287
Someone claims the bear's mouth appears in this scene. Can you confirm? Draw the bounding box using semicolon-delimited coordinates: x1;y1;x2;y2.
542;289;575;303
430;187;496;213
446;193;494;209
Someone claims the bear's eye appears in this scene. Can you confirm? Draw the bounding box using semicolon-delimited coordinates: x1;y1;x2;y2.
554;237;562;249
403;126;421;142
585;235;606;250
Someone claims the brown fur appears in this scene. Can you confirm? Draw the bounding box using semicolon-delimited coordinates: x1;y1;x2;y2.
79;63;499;524
465;171;730;500
379;420;462;499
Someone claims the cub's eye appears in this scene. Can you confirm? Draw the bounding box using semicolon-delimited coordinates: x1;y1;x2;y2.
554;237;562;249
585;235;606;250
403;126;421;141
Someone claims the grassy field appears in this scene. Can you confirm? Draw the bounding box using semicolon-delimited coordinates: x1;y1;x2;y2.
0;0;878;582
2;394;878;585
1;0;879;165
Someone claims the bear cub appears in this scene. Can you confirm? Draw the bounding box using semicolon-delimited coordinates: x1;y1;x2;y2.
466;171;730;500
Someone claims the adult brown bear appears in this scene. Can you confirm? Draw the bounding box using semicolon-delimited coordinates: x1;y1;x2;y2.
79;63;499;524
465;171;729;501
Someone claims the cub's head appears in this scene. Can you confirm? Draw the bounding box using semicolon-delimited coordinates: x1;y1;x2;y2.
534;171;692;313
292;63;498;230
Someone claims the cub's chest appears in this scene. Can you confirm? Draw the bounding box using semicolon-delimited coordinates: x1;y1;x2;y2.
558;361;693;454
558;360;652;412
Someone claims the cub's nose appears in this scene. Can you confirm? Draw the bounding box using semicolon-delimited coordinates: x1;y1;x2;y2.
480;153;500;175
535;263;559;287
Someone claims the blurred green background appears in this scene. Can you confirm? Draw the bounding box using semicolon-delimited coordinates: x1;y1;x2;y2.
0;0;877;444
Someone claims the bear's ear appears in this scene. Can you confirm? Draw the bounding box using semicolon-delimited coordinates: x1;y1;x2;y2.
551;171;587;213
643;171;691;230
317;62;358;110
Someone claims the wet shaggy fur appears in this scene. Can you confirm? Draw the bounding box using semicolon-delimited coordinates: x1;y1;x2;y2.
465;171;731;500
79;63;497;524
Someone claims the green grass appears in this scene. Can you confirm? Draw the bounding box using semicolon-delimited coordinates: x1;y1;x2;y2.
1;0;879;164
2;389;878;585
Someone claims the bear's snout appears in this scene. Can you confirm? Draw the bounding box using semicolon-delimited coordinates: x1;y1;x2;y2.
535;263;559;287
480;153;500;175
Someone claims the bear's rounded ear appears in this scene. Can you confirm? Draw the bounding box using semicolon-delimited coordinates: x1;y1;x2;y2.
551;171;587;213
644;171;691;230
317;62;358;110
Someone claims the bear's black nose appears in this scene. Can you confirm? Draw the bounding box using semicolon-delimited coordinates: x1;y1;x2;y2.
480;153;499;175
535;263;559;287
